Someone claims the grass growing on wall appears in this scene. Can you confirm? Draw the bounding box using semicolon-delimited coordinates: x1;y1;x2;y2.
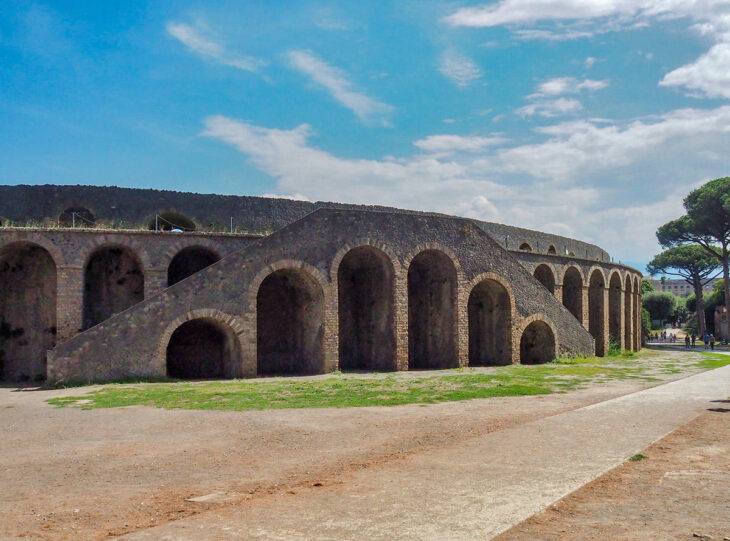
46;349;729;412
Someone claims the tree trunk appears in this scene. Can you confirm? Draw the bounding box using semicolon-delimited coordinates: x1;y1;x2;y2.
724;244;730;338
693;278;707;338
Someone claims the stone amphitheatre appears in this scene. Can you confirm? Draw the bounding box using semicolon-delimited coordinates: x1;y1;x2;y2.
0;184;642;384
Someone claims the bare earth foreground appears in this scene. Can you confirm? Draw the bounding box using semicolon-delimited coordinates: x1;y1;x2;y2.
0;349;728;540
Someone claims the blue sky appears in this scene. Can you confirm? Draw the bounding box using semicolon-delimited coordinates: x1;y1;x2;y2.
2;1;730;271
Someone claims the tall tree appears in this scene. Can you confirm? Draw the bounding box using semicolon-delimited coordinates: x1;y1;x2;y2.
656;177;730;333
646;245;720;337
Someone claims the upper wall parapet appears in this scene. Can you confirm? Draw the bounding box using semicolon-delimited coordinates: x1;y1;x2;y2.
0;184;610;262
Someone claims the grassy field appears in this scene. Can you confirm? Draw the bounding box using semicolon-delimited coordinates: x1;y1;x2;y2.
47;349;730;412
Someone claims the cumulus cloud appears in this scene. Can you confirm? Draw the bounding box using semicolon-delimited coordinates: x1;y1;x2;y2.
166;22;265;72
439;51;483;87
660;42;730;98
287;50;394;126
533;77;608;96
516;98;582;118
202;105;730;261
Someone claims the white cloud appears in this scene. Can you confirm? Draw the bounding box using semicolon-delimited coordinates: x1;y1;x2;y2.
660;42;730;98
516;98;583;118
439;51;483;87
533;77;608;96
287;50;394;126
513;28;595;41
584;56;596;68
413;134;508;153
166;22;265;72
202;105;730;261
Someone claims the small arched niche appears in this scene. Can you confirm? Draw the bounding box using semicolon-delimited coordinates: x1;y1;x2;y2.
149;211;196;232
58;206;96;228
547;245;557;255
520;320;555;365
533;264;555;294
167;246;220;286
518;242;533;252
166;318;240;379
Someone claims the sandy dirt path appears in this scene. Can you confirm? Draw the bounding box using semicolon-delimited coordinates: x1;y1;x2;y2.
115;364;730;540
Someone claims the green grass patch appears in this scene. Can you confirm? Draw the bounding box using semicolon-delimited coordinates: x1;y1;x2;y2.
630;453;648;461
47;349;684;412
695;352;730;370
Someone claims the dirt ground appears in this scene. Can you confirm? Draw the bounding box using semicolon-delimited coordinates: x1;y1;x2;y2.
0;351;726;540
496;405;730;541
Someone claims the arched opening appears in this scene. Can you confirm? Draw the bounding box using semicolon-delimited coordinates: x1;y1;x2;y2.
338;247;396;371
520;321;555;364
148;211;196;232
533;264;555;294
568;251;576;257
608;273;622;351
257;268;324;375
547;245;557;255
634;277;641;350
166;318;239;379
83;246;144;330
518;242;532;252
624;276;633;352
58;206;96;228
0;243;56;382
468;279;511;366
589;269;606;356
167;246;220;286
408;250;458;370
562;267;583;321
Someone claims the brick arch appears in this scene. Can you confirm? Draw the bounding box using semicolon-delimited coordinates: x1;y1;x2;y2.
607;269;624;292
402;242;463;280
517;241;533;252
155;308;246;375
160;238;224;269
466;272;516;366
587;265;607;285
165;241;223;286
515;314;559;364
247;259;331;313
329;239;401;282
0;237;64;268
533;262;557;293
559;264;586;286
77;237;152;272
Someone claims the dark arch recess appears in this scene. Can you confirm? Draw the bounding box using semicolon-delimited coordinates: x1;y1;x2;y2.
149;211;196;232
167;246;220;286
589;270;606;356
533;264;555;294
608;273;623;350
519;243;532;252
257;268;324;375
468;279;512;366
624;275;633;352
547;245;557;254
520;320;555;365
338;246;396;372
407;250;458;370
83;246;144;330
58;206;96;227
562;267;583;322
166;318;239;379
0;243;57;382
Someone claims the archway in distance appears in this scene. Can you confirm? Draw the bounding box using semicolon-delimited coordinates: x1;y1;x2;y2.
407;250;458;370
562;267;583;322
589;269;606;356
0;243;56;382
257;268;324;375
534;264;555;294
83;245;144;330
166;317;239;379
167;246;220;286
608;273;622;351
338;246;396;372
520;320;555;364
468;278;512;366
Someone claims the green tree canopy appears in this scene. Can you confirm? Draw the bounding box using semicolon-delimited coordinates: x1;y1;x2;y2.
642;291;678;323
656;177;730;316
641;279;654;294
646;245;720;283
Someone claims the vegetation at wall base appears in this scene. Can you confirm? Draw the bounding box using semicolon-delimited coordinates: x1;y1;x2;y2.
46;350;727;412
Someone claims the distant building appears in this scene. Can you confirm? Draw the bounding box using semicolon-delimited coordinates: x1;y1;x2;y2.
648;277;722;297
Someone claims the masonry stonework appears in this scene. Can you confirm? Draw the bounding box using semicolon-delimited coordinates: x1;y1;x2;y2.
0;186;642;383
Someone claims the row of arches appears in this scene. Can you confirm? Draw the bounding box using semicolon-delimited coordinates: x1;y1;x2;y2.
54;206;198;232
165;247;557;380
0;241;220;381
532;263;641;355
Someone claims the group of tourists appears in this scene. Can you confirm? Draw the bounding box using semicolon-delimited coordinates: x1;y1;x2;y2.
683;333;717;350
650;331;677;343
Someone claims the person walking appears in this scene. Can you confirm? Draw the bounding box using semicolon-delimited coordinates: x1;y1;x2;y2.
685;334;691;349
710;334;716;351
703;333;710;349
691;333;696;348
